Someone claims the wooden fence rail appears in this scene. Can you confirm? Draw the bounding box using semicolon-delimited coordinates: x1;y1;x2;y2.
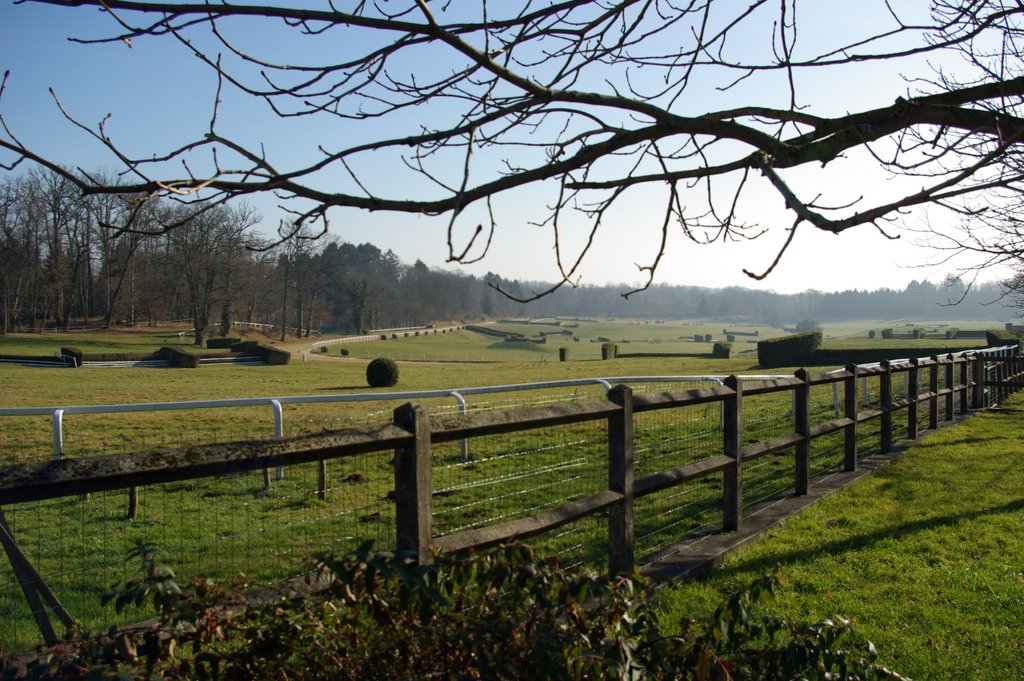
3;352;1024;645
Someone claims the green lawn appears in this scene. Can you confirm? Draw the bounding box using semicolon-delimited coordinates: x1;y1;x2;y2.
658;393;1024;680
1;322;1018;662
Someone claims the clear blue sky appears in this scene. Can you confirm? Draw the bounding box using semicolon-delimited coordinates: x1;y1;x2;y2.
0;1;998;295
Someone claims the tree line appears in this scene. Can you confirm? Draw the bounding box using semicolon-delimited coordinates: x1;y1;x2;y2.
0;168;1011;344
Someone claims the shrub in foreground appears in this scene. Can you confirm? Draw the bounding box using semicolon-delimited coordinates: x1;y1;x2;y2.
1;543;909;680
366;357;399;387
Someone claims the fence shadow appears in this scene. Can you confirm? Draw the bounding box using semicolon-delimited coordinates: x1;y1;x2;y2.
711;497;1024;580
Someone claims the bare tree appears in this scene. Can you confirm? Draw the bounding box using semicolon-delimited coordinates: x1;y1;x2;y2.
163;203;260;346
3;0;1024;298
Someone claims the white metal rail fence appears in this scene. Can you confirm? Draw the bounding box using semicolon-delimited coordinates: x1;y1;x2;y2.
0;346;1018;650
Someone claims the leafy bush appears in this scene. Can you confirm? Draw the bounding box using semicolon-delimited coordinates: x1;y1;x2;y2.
1;544;908;680
795;319;822;333
340;347;350;356
366;357;400;387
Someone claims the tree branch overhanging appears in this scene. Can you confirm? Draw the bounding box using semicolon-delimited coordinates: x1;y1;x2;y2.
4;0;1024;299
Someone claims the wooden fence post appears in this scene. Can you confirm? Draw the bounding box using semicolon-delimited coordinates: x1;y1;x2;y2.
844;365;858;471
1011;352;1019;395
959;356;969;415
929;357;939;431
794;369;810;496
907;359;919;440
607;385;634;576
944;355;954;422
394;402;433;565
973;353;985;409
127;486;139;520
994;358;1002;406
998;359;1007;405
317;460;327;501
880;360;892;453
723;376;743;531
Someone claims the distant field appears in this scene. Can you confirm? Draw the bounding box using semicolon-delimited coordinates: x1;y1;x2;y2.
817;319;1005;342
0;328;199;356
1;316;1004;465
332;318;782;362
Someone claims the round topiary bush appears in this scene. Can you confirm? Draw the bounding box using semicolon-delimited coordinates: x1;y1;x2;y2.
340;347;350;356
366;358;400;387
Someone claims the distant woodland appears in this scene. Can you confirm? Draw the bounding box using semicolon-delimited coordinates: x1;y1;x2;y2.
1;169;1014;343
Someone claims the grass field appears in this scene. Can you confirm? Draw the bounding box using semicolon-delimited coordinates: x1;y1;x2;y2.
0;323;766;649
0;319;1013;653
329;319;778;362
658;393;1024;680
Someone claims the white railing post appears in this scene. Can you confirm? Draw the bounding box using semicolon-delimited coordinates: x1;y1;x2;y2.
270;399;284;480
51;409;64;459
449;391;469;462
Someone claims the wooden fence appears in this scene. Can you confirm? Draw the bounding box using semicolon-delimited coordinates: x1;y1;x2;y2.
2;351;1023;645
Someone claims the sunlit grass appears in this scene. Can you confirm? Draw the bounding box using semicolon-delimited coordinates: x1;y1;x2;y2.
658;392;1024;680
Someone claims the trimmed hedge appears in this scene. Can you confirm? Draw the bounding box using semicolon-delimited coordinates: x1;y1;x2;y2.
601;343;618;360
756;332;822;368
799;347;976;367
366;358;400;387
0;354;67;365
617;352;710;358
206;337;241;349
230;340;259;353
558;347;569;361
248;345;291;365
465;325;523;340
159;346;199;368
60;346;83;367
712;342;732;359
986;328;1020;347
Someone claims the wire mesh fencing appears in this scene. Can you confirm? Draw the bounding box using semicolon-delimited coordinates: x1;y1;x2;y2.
2;356;1017;651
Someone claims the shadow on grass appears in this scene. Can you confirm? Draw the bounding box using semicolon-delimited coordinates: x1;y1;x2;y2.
317;386;373;391
716;496;1024;579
